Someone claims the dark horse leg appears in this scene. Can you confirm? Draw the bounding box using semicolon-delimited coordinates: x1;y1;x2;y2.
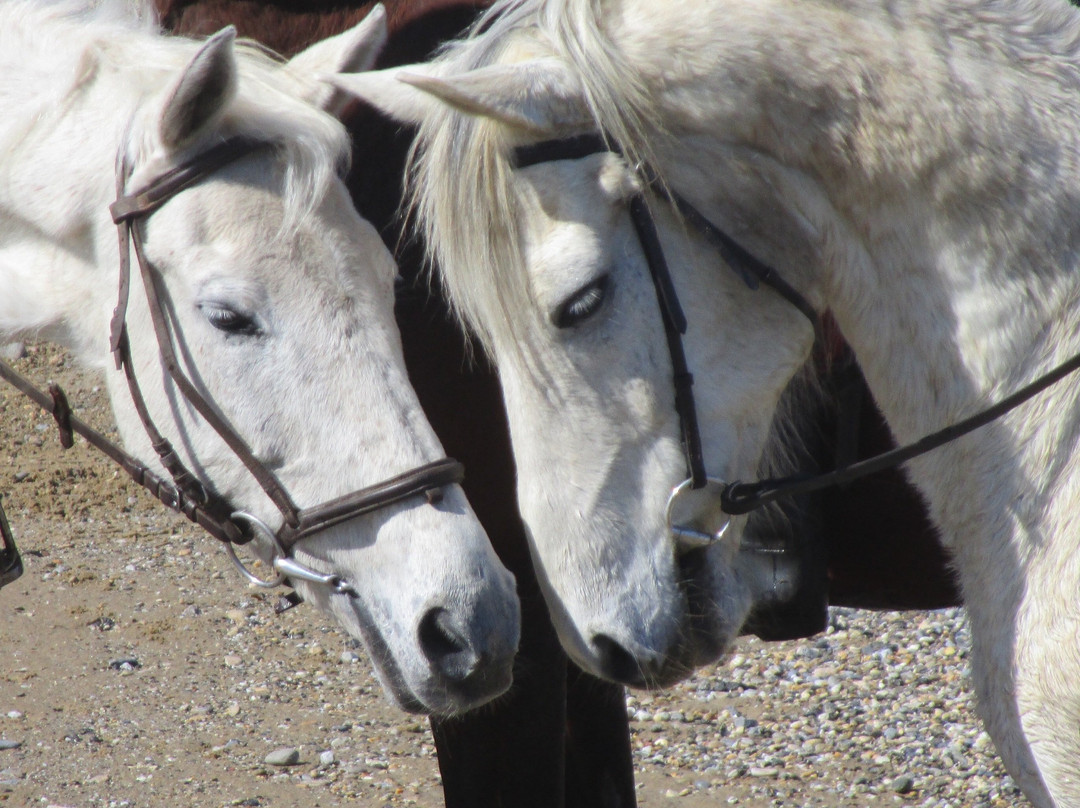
160;1;637;804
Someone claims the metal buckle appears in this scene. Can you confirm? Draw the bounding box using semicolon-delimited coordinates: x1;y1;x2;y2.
665;477;731;552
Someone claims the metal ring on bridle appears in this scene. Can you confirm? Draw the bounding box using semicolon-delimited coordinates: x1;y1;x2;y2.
665;477;732;551
226;511;358;596
225;512;289;588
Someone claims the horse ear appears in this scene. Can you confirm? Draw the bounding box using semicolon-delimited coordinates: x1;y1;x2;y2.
326;65;449;125
160;27;238;149
399;59;591;134
329;58;592;134
289;4;388;111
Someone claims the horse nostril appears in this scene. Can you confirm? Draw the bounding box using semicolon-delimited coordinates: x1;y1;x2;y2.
418;607;481;682
591;634;649;687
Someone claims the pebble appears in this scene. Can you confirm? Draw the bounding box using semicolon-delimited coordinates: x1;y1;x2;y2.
626;606;1018;805
264;747;300;767
107;657;140;670
892;774;916;793
0;740;20;750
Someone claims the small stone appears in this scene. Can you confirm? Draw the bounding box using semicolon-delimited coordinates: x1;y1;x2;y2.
107;658;140;671
0;740;20;750
319;750;335;767
264;747;300;767
891;774;915;794
6;711;22;720
748;767;779;778
340;650;359;664
223;655;243;667
12;472;29;483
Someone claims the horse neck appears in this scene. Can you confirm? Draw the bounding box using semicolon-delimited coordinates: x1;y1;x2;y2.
614;0;1080;434
0;16;143;365
592;0;1080;545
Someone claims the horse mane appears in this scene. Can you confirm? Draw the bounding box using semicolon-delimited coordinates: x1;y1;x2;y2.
0;0;350;229
407;0;668;359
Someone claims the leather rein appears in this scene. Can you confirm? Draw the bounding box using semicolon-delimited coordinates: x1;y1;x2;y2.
514;134;1080;546
0;136;464;596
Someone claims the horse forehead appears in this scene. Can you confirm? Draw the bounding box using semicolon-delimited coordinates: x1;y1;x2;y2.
519;154;632;220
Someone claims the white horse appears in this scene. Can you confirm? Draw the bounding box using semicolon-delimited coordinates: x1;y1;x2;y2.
334;0;1080;801
0;0;520;717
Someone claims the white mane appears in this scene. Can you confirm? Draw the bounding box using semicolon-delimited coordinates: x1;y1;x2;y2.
0;0;349;230
408;0;680;359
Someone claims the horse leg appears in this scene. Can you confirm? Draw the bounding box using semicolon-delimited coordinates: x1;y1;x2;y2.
959;546;1054;808
394;287;575;807
1011;554;1080;806
564;664;637;808
430;581;570;807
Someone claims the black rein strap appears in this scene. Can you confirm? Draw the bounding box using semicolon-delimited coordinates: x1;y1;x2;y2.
0;358;245;544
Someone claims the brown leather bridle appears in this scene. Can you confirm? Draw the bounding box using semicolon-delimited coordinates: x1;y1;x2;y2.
0;135;464;596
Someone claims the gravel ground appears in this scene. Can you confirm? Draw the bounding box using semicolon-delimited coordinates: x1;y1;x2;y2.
0;343;1024;807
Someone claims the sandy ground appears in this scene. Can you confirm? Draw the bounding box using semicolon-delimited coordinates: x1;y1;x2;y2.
0;343;1019;808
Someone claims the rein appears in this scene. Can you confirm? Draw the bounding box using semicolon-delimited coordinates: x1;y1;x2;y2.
514;134;1080;540
0;136;465;595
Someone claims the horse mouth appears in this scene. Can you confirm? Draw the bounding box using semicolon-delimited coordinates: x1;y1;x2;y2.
333;595;515;717
672;545;743;668
584;547;741;690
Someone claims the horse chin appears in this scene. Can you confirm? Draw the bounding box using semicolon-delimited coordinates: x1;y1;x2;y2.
308;582;518;718
653;545;750;682
336;606;515;717
555;543;750;690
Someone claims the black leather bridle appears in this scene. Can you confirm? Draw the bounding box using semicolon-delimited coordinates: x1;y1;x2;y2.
0;135;464;595
514;134;1080;549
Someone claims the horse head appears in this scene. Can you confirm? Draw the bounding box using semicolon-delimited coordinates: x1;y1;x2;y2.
332;44;820;686
0;2;519;715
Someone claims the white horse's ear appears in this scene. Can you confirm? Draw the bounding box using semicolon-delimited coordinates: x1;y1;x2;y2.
160;27;238;149
398;59;591;134
329;58;592;134
326;65;450;126
289;4;388;111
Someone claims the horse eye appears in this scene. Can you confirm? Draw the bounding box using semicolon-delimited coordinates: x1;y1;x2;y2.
552;275;611;329
200;304;261;336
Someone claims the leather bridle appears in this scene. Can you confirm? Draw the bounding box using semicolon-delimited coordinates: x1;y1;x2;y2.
0;135;464;595
514;133;1080;550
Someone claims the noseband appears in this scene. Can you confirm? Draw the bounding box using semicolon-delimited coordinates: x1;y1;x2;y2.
0;136;464;596
515;133;1080;550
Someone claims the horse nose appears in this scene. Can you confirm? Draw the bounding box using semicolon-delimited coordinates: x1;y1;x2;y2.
418;607;484;682
590;633;655;688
